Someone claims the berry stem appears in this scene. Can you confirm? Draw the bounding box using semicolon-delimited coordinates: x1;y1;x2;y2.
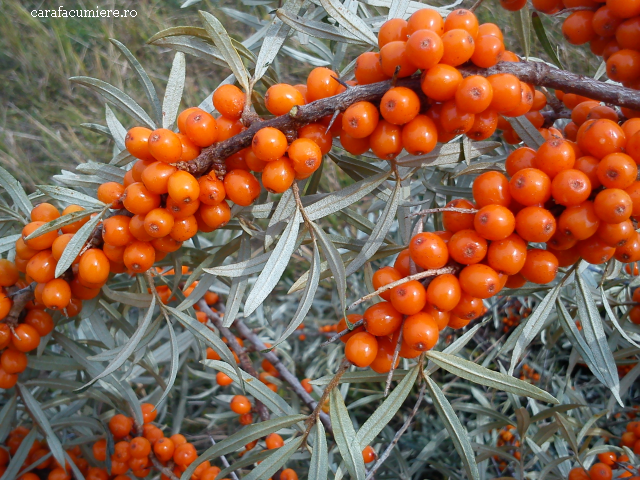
384;325;404;397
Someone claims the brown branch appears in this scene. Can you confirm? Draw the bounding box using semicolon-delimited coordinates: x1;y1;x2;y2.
321;319;365;347
198;301;270;423
178;60;640;178
149;451;179;480
232;317;333;434
2;283;36;327
542;108;572;127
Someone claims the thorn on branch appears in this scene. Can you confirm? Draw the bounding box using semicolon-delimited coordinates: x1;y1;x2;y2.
324;109;341;136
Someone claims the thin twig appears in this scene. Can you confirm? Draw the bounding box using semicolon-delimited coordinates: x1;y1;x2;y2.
149;452;179;480
321;319;364;347
469;0;485;12
406;207;478;219
364;382;426;480
198;301;271;423
348;266;457;310
384;325;404;397
210;437;240;480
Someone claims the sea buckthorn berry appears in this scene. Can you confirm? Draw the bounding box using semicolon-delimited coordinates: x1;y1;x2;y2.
265;433;285;450
152;236;182;254
426;273;462;311
167;171;200;205
575;155;602;186
408;8;444;35
535;138;576;178
173;442;197;466
230;395;251;414
217;116;245;142
298;123;332;155
402;114;437;155
597;220;634;247
589;463;612;480
337;315;365;344
70;277;101;300
109;414;132;438
558;201;600;240
0;291;10;322
26;250;57;284
551;169;592;206
252;127;288;162
355;52;388;85
340;132;370;155
22;221;58;251
380;87;420;125
378;18;408;48
79;249;110;286
16;237;38;260
31;203;60;222
520;249;558;284
578;119;626;158
178;107;204;134
594;188;633;223
562;11;596;45
140;403;157;424
23;307;54;338
92;439;107;462
509;168;551;206
627;181;640;215
216;372;233;386
42;278;71;310
488;234;527;275
440;100;475;134
607;49;640;83
372;267;402;301
213;84;246;120
97;182;125;208
506;147;536;177
306;67;339;102
363;301;403;336
129;437;151;459
448;229;488;265
184;110;218;148
0;367;17;389
154;438;175;463
260;158;295;193
596;153;638;189
370;120;403;160
409;232;449;270
577;236;616;264
515;207;556;243
459;264;501;299
123;241;156;273
474;205;516;241
390;280;427;315
132;159;150;182
0;260;19;287
473;172;511;207
141;162;177;195
503;82;534;118
289;138;323;176
471;35;504;68
1;350;27;374
403;312;439;351
123;182;161;215
548;245;580;267
199;202;231;230
394;249;411;277
568;467;591;480
125;126;154;161
265;84;305;116
443;199;476;233
198;175;226;206
571;101;601;126
144;208;175;238
445;9;479;37
368;336;399;374
223;169;261;206
406;30;444;69
129;214;154;242
441;29;475;66
379;41;418;78
148;128;182;164
345;331;379;367
421;64;463;102
170;216;198;242
103;215;134;247
343;101;379;139
455;76;493;114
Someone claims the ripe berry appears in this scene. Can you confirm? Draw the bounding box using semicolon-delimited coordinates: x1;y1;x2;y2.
42;278;71;310
406;30;444;69
535;138;576;178
342;101;379;139
402;114;437;155
129;437;151;458
520;249;558;284
22;221;58;251
402;312;439;351
123;241;156;273
216;372;233;386
379;41;417;78
265;433;285;449
154;438;175;462
578;119;626;158
451;292;484;320
448;229;488;265
252;127;288;162
185;111;218;147
97;182;125;208
224;170;261;206
306;67;339;102
471;34;505;68
589;463;612;480
354;52;388;85
345;332;378;367
125;127;154;161
596;153;637;189
426;273;462;311
148;128;182;163
372;266;402;301
363;301;403;336
594;188;633;223
597;220;634;247
230;395;252;414
102;215;134;247
109;414;133;438
509;168;551;206
370;120;403;160
168;171;200;205
170;216;198;242
217;116;245;141
173;442;197;466
265;84;305;116
455;76;493;114
298;123;332;155
1;350;27;374
380;87;420;125
459;264;501;298
551;169;592;206
473;172;511;207
577;236;616;264
123;182;161;215
26;250;57;284
409;232;449;269
0;260;19;287
378;18;408;48
408;8;444;35
474;205;515;241
79;249;110;286
515;207;556;243
440;29;475;66
21;308;53;337
213;84;246;120
390;280;427;315
440;100;475;134
288;138;322;176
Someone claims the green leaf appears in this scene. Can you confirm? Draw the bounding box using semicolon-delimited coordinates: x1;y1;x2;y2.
396;141;500;168
242;437;303;480
505;116;545;149
0;166;32;218
275;9;367;45
319;0;377;46
532;13;564;69
110;38;162;126
156;315;179;407
17;385;67;470
0;394;17;443
222;234;250;327
310;370;409;386
215;450;274;479
37;185;106;209
199;11;250;92
252;15;290;85
309;421;329;480
0;428;37;480
162;52;186;130
0;234;20;254
179;415;307;480
601;287;640;348
425;352;558;404
24;208;99;241
204;250;270;278
105;104;127;150
514;6;531;59
101;285;153;308
356;365;419;447
331;388;366;480
70;76;156;129
243;208;302;316
76;161;126;183
312;222;348;317
55;208;108;278
425;375;480;480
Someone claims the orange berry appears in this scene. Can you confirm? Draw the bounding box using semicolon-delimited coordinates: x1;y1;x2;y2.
380;87;420;125
487;233;527;275
123;182;161;215
471;34;505;68
154;438;175;463
230;395;252;414
406;30;444;69
216;372;233;386
213;84;246;120
535;138;576;178
403;312;439;351
178;107;204;134
441;29;475;66
378;18;409;48
390;280;427;315
125;126;154;161
459;264;501;299
363;301;403;336
252;127;288;162
444;9;479;38
443;199;476;232
42;278;71;310
265;84;305;116
185;111;218;147
578;119;626;158
143;208;175;238
448;229;487;265
22;221;58;251
306;67;339;102
223;169;261;206
97;182;125;208
426;273;462;312
597;220;635;247
589;463;612;480
594;188;633;223
551;169;592;206
78;248;110;286
596;153;637;189
563;11;596;45
577;236;616;264
288;138;322;176
421;64;463;102
148;128;182;163
474;205;515;241
455;76;493;114
123;241;156;273
345;331;378;367
354;52;388;85
102;215;134;247
409;232;449;269
520;249;558;284
370;120;403;160
515;206;556;243
362;445;377;464
506;147;536;177
265;433;285;450
379;41;418;78
129;437;151;459
217;116;245;141
342;101;379;139
173;442;197;466
473;172;511;208
509;168;551;206
558;201;601;240
109;414;133;438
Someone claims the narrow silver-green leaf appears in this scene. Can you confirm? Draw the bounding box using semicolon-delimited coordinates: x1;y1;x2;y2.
425;375;480;480
396;141;500;168
0;393;17;442
110;38;163;126
320;0;377;46
356;365;419;447
156;316;179;407
222;234;251;327
0;428;37;480
101;285;153;308
601;287;640;348
105;104;127;150
243;208;301;316
252;16;289;84
37;185;106;208
55;208;107;278
204;250;270;278
0;234;20;255
199;11;250;92
331;388;366;480
426;351;558;404
309;421;328;480
276;9;367;45
506;116;545;149
242;437;303;480
24;208;99;241
17;384;67;470
162;52;186;129
312;223;348;316
69;76;156;129
0;165;32;217
310;370;409;386
179;415;307;480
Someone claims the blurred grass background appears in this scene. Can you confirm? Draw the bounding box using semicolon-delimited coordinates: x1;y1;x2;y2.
0;0;599;190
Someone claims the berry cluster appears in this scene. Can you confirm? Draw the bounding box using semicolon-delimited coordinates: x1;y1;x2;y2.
494;425;521;471
568;451;638;480
500;300;531;333
518;364;541;383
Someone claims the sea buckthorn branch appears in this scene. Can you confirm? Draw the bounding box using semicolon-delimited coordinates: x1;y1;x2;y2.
197;301;271;422
149;450;180;480
407;207;480;218
208;436;241;480
384;325;405;397
321;319;365;347
348;266;459;311
2;283;35;327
